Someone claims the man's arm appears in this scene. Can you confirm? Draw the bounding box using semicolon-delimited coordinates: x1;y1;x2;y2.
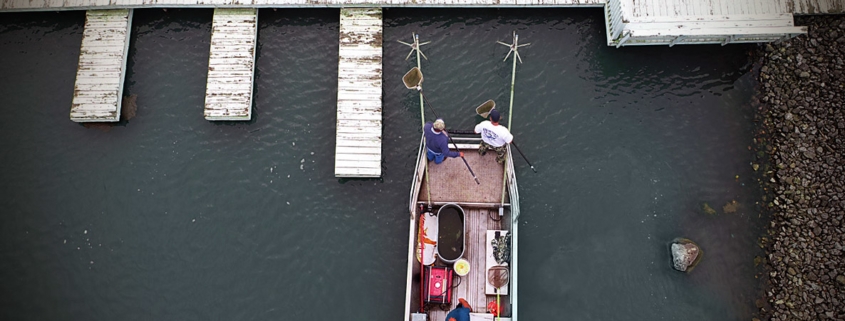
440;137;461;158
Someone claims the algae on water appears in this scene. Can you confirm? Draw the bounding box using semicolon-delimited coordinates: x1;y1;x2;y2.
723;200;738;214
701;202;717;215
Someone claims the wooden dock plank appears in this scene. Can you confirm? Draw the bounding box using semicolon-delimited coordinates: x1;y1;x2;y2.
0;0;839;15
204;8;257;121
609;0;809;47
0;0;608;11
620;0;806;19
70;9;132;122
335;8;383;178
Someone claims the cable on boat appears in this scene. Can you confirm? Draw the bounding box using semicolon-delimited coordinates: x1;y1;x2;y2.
489;209;502;222
450;272;462;289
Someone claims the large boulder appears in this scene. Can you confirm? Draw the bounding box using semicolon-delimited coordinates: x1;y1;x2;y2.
671;238;702;273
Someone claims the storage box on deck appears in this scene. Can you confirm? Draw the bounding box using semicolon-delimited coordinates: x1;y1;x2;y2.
485;230;509;295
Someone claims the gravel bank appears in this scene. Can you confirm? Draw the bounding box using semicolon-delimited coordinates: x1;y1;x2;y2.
756;15;845;321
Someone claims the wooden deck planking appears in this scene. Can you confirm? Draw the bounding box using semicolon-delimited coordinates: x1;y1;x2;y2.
419;145;506;204
627;0;784;18
70;9;132;122
0;0;608;11
610;0;809;46
623;0;845;18
783;0;845;14
334;8;383;178
204;8;257;121
428;207;506;321
416;145;512;318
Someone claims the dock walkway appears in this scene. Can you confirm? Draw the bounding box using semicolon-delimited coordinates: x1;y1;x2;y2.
606;0;810;47
70;9;133;122
1;0;841;14
204;8;258;121
334;8;383;178
5;0;841;176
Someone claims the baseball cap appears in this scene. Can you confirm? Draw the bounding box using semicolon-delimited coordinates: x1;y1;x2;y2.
489;109;500;122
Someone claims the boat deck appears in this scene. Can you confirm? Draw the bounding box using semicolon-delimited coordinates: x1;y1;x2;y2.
418;145;506;204
414;143;512;319
422;207;510;320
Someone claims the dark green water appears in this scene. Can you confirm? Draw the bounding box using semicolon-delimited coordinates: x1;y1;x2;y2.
0;8;766;321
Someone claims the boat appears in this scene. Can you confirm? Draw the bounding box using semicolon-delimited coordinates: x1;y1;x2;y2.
399;32;526;321
402;131;520;321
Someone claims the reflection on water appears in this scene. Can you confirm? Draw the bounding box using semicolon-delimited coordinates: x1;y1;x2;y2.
0;8;764;321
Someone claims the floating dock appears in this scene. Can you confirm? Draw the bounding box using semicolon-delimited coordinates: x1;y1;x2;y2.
606;0;810;47
3;0;840;177
70;9;133;122
204;8;258;121
334;8;383;178
0;0;841;15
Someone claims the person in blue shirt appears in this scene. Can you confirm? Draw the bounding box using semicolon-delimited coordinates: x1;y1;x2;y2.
424;119;463;164
445;298;472;321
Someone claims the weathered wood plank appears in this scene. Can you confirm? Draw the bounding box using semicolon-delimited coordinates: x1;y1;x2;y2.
333;167;381;178
336;129;382;137
611;0;810;47
335;139;381;149
2;0;837;15
70;9;131;123
204;8;257;121
335;7;383;178
335;153;382;162
335;146;382;155
631;25;807;36
334;160;381;169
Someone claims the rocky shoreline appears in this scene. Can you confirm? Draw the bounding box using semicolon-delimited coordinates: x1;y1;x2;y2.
755;16;845;321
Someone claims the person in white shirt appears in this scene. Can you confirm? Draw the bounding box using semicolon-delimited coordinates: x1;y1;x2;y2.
474;109;513;164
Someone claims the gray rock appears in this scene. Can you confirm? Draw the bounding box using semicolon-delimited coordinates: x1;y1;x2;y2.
670;238;701;272
755;15;845;321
